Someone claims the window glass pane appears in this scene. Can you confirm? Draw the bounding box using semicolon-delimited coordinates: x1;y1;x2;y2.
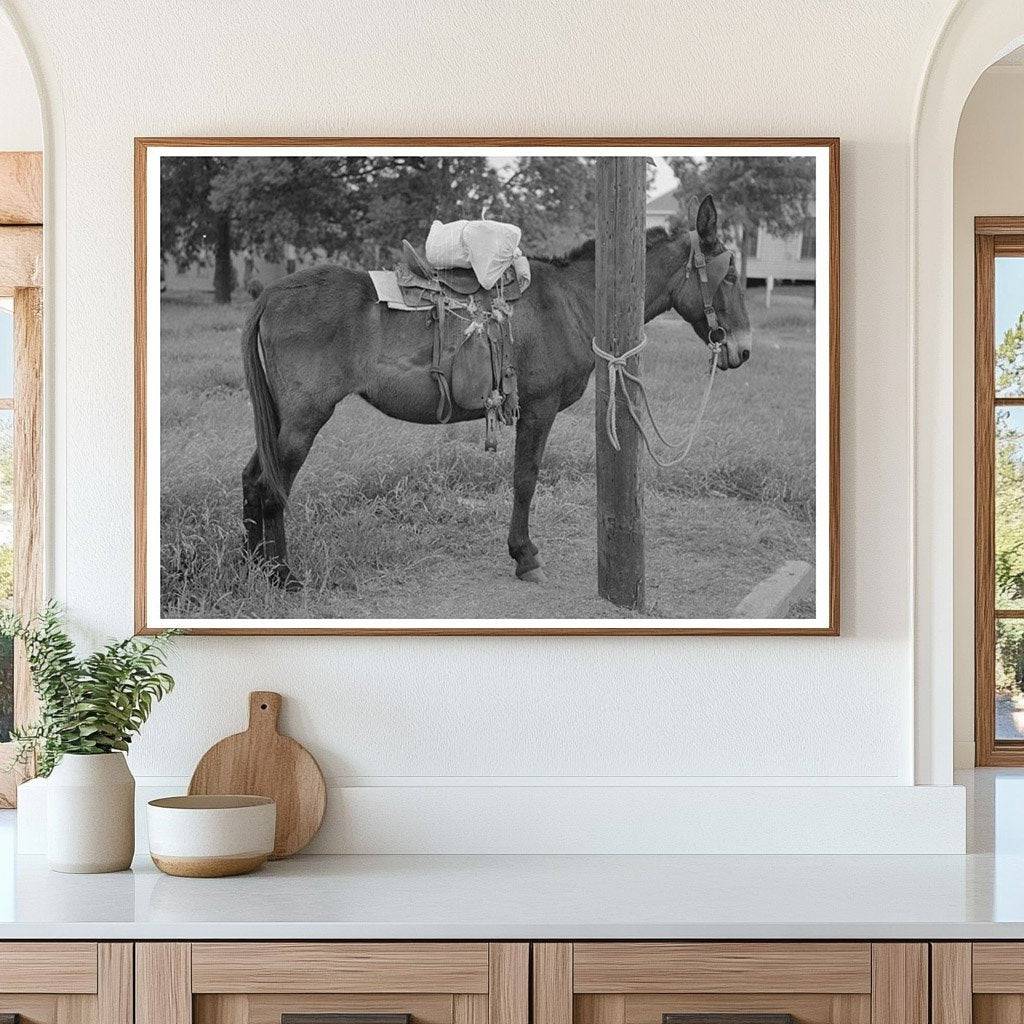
0;410;12;742
996;256;1024;396
997;407;1024;609
0;301;12;400
998;619;1024;740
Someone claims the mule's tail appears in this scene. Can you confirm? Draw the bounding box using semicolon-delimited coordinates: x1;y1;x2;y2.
241;299;286;506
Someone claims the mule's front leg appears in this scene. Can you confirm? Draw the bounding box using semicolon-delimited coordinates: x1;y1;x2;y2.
508;396;559;583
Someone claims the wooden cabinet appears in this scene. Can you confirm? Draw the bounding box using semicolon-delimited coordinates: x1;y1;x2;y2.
0;937;956;1024
0;942;132;1024
533;944;928;1024
136;943;528;1024
931;943;1024;1024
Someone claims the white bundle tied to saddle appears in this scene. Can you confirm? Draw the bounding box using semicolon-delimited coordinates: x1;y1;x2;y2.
426;218;530;290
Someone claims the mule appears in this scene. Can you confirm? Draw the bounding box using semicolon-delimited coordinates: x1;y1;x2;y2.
240;195;752;589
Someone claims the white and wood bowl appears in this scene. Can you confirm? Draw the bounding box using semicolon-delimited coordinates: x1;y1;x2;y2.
147;795;276;877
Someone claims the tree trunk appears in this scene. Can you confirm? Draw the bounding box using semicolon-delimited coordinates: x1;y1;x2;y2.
595;157;646;610
213;212;233;304
739;222;751;290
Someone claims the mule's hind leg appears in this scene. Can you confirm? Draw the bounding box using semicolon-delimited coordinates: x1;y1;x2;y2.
242;446;301;590
242;451;265;558
261;407;336;590
507;395;559;583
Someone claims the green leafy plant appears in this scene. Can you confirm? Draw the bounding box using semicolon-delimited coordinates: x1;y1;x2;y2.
1;603;178;777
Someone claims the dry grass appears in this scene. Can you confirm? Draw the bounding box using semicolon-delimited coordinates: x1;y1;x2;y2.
158;283;817;620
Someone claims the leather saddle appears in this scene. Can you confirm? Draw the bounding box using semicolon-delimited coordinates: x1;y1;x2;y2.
394;239;525;452
401;240;482;294
398;239;521;296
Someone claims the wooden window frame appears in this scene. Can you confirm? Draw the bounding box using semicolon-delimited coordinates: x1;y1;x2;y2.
0;151;43;806
975;217;1024;765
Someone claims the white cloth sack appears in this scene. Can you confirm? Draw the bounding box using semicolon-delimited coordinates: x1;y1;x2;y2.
425;219;472;269
463;219;522;289
426;219;524;289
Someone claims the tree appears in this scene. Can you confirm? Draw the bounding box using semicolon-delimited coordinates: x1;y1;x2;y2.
995;314;1024;621
667;156;816;285
495;157;598;253
997;309;1024;395
159;154;650;298
161;157;235;304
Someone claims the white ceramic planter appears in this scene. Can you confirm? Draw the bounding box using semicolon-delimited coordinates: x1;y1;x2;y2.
46;752;135;873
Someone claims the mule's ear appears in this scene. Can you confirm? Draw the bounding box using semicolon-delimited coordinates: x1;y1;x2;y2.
696;195;718;245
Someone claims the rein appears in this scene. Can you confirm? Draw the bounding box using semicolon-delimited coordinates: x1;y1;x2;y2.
592;332;721;468
591;229;732;467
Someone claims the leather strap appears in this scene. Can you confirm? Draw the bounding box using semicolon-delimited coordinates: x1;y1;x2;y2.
430;297;453;423
687;229;732;345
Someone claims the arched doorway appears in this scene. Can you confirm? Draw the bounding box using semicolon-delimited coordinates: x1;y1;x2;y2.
913;0;1024;785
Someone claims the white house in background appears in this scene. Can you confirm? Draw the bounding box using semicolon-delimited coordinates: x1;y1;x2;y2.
646;189;816;285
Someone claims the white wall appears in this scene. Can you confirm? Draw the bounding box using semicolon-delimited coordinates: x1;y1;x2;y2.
952;64;1024;767
0;9;40;151
0;0;976;851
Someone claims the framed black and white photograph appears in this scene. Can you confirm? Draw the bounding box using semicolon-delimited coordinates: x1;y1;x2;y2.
135;137;839;635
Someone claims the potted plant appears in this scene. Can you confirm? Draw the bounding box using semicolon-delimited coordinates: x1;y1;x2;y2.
3;604;177;873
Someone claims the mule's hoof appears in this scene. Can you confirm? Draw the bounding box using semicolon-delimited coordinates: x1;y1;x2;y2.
519;567;547;584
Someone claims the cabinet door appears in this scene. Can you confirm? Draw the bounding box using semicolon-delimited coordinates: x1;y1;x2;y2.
137;943;528;1024
936;943;1024;1024
534;944;927;1024
0;942;132;1024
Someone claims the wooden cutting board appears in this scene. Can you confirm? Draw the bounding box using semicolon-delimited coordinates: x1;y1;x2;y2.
188;691;326;859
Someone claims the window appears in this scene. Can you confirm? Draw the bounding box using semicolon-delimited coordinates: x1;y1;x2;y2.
975;220;1024;764
0;150;43;805
0;300;12;745
743;223;760;260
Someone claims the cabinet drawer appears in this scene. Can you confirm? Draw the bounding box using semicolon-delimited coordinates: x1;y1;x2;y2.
0;942;98;993
0;943;130;1024
191;943;490;993
139;942;528;1024
572;943;872;994
534;943;926;1024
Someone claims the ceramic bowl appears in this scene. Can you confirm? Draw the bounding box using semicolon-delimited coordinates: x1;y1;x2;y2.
147;795;276;877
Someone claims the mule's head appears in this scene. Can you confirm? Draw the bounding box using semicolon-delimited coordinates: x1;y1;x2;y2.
665;196;752;371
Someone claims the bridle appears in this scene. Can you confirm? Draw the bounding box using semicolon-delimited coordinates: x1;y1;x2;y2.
685;228;736;351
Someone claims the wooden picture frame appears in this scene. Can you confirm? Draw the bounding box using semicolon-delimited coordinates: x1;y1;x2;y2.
135;137;839;636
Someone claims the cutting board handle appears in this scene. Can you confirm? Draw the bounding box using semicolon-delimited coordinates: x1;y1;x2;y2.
248;691;282;734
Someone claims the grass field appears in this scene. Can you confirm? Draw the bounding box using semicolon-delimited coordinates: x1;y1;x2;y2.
158;283;817;620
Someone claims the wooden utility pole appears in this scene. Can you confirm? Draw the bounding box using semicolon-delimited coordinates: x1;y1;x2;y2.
595;157;646;609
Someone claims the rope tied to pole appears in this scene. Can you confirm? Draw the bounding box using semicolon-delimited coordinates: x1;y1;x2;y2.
592;332;721;468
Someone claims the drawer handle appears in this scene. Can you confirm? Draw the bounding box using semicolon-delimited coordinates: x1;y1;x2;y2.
664;1016;797;1024
283;1016;411;1024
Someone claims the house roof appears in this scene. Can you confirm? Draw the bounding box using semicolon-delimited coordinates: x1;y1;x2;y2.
646;189;680;215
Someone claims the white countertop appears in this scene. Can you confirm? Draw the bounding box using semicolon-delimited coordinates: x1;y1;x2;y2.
1;769;1021;941
1;849;1023;940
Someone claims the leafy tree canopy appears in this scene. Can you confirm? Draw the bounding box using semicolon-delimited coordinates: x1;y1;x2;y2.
667;155;816;238
161;155;609;281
